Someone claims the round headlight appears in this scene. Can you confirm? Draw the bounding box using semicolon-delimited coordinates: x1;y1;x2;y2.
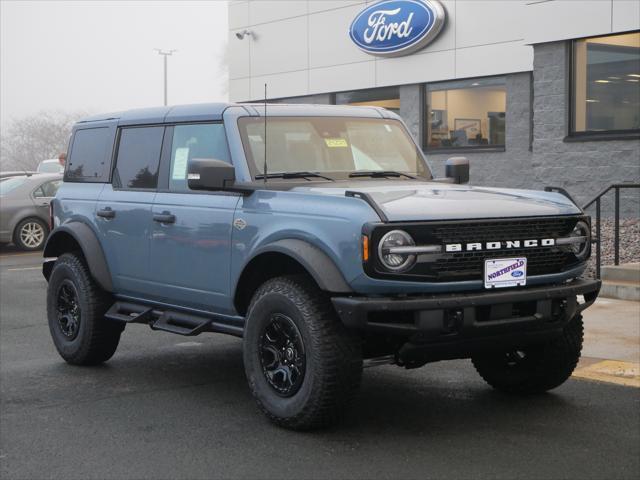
378;230;416;272
570;220;590;259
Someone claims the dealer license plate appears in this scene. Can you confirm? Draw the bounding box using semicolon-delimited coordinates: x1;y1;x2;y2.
484;258;527;289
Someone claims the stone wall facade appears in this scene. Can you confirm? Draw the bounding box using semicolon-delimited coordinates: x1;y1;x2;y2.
530;42;639;215
276;41;639;215
402;42;639;216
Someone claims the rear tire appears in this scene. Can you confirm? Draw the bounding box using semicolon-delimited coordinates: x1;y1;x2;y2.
243;275;362;430
14;217;48;251
47;253;123;365
472;314;584;394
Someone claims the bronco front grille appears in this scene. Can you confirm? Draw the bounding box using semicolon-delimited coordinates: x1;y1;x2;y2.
366;216;585;282
432;217;576;244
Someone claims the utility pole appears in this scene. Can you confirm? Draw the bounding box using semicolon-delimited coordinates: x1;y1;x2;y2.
154;49;177;106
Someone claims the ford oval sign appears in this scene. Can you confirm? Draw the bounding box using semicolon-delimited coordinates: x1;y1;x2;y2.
349;0;446;57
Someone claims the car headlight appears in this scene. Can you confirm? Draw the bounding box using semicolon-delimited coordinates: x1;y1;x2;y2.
378;230;417;272
569;220;590;260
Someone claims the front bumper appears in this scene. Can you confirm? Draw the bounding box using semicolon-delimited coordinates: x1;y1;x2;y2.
332;278;600;365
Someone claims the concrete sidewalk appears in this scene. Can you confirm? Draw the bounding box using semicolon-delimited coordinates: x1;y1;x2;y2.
574;297;640;387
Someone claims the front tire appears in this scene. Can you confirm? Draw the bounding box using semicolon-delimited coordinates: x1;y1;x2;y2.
47;253;123;365
243;276;362;430
472;314;584;394
14;217;48;250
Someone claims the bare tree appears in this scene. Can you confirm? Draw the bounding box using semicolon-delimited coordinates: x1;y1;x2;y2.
0;111;86;171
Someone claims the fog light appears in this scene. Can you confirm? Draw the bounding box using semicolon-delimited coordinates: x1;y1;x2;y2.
444;309;464;333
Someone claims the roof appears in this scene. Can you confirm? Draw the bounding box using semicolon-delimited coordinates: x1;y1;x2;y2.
76;102;394;126
76;103;233;125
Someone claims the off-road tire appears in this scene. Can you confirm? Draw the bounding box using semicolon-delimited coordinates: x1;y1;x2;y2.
243;275;362;430
47;253;123;365
13;217;48;251
472;314;584;394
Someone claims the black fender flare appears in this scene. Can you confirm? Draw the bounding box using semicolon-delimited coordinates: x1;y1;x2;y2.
43;222;113;292
248;239;352;293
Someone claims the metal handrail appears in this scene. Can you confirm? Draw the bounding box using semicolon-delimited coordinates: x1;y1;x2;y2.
581;182;640;279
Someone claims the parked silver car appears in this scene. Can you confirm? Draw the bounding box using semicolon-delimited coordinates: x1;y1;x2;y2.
0;173;62;250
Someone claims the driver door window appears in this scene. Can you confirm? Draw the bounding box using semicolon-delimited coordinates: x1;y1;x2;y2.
169;123;231;192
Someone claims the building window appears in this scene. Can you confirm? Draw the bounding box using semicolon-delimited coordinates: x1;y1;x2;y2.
571;31;640;136
425;77;506;151
336;86;400;114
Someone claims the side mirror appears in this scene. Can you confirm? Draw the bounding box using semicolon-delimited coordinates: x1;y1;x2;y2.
187;158;236;191
445;157;469;184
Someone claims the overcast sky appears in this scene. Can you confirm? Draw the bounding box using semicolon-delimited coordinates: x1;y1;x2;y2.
0;0;228;128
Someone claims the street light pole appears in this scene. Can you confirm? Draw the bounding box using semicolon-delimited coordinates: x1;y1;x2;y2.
154;49;177;106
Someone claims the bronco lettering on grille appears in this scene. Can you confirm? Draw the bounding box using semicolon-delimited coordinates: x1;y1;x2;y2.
445;239;555;252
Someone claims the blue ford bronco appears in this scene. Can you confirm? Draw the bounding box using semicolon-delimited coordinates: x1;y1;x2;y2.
44;103;600;429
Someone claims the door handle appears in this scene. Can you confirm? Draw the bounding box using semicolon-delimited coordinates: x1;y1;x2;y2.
153;212;176;224
97;207;115;219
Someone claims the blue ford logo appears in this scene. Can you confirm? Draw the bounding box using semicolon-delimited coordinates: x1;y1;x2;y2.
349;0;446;57
511;271;524;278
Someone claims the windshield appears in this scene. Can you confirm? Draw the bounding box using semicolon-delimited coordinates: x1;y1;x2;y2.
238;117;431;180
0;176;27;195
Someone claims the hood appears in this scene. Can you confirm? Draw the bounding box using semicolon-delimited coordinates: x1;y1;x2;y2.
292;180;582;221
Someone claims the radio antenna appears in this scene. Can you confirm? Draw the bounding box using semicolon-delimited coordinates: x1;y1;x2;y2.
263;83;268;184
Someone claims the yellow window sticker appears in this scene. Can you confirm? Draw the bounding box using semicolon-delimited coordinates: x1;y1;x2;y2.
324;138;348;148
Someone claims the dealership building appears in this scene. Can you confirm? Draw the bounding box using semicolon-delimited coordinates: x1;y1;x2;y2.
228;0;640;208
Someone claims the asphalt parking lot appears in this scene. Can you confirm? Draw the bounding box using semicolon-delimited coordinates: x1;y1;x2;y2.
1;248;639;480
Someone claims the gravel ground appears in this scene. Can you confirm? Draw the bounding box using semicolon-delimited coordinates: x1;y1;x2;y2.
585;217;640;278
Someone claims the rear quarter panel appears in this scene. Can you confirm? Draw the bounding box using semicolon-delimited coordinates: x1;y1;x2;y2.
53;182;105;233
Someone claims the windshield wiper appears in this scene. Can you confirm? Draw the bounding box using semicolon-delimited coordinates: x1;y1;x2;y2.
349;170;416;179
255;171;335;181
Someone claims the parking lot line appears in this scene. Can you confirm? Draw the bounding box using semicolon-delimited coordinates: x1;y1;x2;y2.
573;360;640;387
0;252;40;258
5;266;42;272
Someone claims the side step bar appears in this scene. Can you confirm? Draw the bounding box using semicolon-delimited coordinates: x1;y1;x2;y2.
105;301;243;337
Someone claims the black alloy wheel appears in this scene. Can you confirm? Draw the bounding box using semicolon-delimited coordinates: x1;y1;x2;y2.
243;275;363;430
56;280;81;340
472;314;584;394
47;253;123;365
259;313;306;397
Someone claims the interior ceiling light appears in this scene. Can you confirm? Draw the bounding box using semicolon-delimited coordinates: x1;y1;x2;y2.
627;79;639;83
608;76;621;80
594;79;610;83
471;82;480;86
586;99;599;103
628;74;640;78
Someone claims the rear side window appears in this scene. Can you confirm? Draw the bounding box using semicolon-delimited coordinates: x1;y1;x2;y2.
33;180;62;198
67;127;111;180
169;123;230;192
113;127;164;189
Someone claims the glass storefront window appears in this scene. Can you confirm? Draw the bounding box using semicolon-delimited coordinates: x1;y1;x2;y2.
425;77;506;150
572;31;640;134
336;86;400;114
